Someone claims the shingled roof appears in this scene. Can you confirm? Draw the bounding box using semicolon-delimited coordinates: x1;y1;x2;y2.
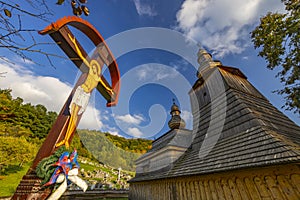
130;65;300;182
147;128;192;153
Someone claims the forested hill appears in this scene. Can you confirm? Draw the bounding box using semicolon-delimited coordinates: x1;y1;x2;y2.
0;89;152;172
105;133;152;154
0;89;57;139
78;130;151;170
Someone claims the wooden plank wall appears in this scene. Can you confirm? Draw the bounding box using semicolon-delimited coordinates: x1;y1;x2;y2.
129;164;300;200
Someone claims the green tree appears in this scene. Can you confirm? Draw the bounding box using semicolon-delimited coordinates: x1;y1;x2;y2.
0;136;38;173
0;89;57;139
251;0;300;114
105;132;152;153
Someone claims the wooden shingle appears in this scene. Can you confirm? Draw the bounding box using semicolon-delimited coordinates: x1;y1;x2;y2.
131;66;300;183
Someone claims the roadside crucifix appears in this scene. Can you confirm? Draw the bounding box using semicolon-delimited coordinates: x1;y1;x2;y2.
55;33;114;148
12;16;120;200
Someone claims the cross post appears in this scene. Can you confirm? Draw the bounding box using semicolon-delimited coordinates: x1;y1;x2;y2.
12;16;120;200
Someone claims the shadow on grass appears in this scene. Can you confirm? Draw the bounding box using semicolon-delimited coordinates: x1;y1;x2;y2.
0;164;24;176
0;164;29;197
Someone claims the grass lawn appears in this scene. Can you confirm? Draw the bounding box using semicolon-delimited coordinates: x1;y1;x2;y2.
0;164;30;197
0;161;132;198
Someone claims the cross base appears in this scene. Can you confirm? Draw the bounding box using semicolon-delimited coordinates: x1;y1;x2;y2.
11;170;51;200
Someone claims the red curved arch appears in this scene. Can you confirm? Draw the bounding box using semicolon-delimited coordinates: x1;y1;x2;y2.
40;16;120;107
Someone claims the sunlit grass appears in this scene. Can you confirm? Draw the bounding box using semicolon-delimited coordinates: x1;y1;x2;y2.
0;164;30;197
0;161;133;197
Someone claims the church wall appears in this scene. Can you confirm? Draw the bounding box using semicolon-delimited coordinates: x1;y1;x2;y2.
129;163;300;200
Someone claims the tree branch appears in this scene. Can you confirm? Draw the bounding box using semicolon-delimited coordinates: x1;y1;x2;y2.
0;1;51;21
0;29;37;40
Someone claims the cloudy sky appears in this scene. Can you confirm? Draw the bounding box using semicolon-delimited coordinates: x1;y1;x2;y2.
0;0;298;139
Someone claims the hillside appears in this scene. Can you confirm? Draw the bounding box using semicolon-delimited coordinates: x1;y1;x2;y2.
79;130;148;171
0;89;153;196
105;133;152;154
0;89;57;139
0;89;152;170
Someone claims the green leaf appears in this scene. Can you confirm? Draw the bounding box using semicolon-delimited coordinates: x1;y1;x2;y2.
250;0;300;114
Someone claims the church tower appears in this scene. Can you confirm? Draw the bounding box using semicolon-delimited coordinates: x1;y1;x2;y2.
129;49;300;200
134;100;192;175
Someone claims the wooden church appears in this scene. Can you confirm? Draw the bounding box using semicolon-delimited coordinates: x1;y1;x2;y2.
129;49;300;199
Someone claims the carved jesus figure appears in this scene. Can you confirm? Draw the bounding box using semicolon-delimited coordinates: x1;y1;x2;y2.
56;34;113;148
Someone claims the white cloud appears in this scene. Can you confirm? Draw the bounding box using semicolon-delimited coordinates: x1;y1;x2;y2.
109;130;121;136
80;104;104;130
127;127;143;137
115;114;144;125
102;115;109;121
14;56;35;66
0;62;103;130
181;110;192;123
103;126;121;137
170;59;190;71
136;64;179;81
133;0;157;16
0;63;71;112
176;0;285;57
137;68;147;80
181;110;193;129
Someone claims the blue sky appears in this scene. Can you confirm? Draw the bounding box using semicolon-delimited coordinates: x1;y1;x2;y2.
0;0;299;139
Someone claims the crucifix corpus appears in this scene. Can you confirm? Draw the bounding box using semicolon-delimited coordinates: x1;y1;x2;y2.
55;32;115;148
12;16;120;200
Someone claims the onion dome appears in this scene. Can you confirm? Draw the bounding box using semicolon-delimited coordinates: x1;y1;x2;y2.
168;99;186;129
